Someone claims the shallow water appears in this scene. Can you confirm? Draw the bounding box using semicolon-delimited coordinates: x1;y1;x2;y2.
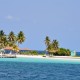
0;58;80;80
0;58;80;64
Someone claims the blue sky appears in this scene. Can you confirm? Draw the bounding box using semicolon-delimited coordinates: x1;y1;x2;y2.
0;0;80;51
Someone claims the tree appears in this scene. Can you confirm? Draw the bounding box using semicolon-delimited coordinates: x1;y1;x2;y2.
45;36;50;50
13;44;19;53
58;48;71;56
46;39;59;53
0;30;5;36
8;31;16;47
44;36;60;56
52;40;59;52
17;31;25;47
0;30;26;54
3;36;8;47
0;30;7;48
66;49;71;56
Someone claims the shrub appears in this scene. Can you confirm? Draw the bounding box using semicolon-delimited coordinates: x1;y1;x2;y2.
58;48;71;56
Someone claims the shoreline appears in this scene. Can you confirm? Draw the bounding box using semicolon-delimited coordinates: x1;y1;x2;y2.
16;55;44;58
16;54;80;60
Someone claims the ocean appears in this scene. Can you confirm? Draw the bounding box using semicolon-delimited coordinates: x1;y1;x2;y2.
0;58;80;80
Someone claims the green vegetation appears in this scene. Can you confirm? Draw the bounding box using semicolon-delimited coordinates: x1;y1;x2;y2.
0;30;7;48
17;31;25;47
45;36;71;56
58;48;71;56
0;30;25;52
19;50;45;55
0;30;71;56
19;50;38;55
8;31;16;47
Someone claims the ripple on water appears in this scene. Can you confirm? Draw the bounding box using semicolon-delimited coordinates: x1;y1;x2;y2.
0;58;80;80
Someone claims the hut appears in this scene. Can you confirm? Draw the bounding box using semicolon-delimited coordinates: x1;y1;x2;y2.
71;51;76;56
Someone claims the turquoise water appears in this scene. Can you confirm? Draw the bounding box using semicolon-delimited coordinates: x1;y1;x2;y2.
0;58;80;64
0;58;80;80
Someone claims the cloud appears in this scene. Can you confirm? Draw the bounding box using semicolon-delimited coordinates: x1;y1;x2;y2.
5;15;20;21
6;15;13;20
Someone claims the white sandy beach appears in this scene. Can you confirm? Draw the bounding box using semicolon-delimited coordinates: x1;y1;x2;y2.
16;55;80;61
16;55;44;58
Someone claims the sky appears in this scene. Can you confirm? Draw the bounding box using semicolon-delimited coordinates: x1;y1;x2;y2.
0;0;80;51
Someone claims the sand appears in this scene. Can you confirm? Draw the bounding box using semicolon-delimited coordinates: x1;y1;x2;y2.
16;55;80;61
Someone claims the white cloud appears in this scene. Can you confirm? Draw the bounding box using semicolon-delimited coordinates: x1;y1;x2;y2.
5;15;21;21
6;15;13;20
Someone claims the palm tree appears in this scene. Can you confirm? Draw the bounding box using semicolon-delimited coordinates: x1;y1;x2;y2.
13;44;19;53
47;44;52;52
44;36;51;56
3;36;8;47
52;40;59;50
0;30;4;36
0;30;7;48
8;31;16;47
45;36;50;49
17;31;25;47
52;40;59;53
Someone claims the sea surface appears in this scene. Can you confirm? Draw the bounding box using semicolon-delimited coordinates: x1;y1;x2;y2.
0;58;80;80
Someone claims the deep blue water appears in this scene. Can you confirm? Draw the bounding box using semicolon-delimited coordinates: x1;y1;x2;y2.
0;58;80;80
